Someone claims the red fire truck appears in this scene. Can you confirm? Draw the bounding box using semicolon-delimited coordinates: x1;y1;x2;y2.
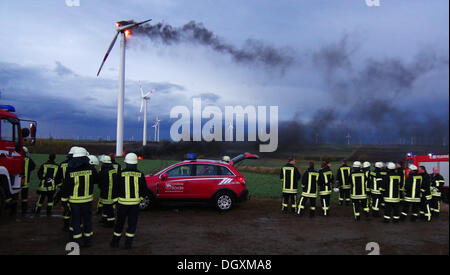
0;105;37;214
403;153;449;203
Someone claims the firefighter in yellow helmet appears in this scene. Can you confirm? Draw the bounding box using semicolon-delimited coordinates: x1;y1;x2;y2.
350;161;370;221
110;153;149;249
280;157;301;214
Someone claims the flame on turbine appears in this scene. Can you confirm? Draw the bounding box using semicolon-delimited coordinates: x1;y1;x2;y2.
124;29;131;39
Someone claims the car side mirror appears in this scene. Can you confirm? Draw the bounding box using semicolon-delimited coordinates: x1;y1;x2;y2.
160;173;168;181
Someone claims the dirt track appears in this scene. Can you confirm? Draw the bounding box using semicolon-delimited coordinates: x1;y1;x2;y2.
0;198;448;255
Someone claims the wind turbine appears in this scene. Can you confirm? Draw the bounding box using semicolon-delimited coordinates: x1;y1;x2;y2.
138;82;155;146
152;116;161;142
96;18;152;156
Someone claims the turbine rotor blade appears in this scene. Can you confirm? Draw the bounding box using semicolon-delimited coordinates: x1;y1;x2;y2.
97;31;120;76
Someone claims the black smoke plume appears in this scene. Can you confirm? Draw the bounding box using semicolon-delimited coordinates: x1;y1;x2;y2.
121;20;295;70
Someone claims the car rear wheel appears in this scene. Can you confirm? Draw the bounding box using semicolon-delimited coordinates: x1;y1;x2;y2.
214;191;235;212
139;193;155;211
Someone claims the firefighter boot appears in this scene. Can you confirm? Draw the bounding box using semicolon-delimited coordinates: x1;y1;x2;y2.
110;235;121;248
46;207;52;217
34;206;41;215
83;237;92;248
63;219;70;232
124;237;133;249
309;210;315;218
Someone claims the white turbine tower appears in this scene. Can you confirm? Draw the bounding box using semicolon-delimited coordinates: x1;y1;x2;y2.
138;82;155;146
152;116;161;142
96;19;152;156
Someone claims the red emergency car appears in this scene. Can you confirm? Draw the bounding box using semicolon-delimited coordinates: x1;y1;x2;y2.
140;153;259;211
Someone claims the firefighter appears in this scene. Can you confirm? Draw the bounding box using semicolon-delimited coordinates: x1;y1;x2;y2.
280;157;301;214
55;147;77;231
396;162;406;203
111;153;149;249
97;154;121;215
61;147;97;247
369;162;384;217
381;162;401;223
34;153;59;216
297;162;319;218
418;166;432;222
336;160;351;206
318;161;333;216
430;167;445;218
20;146;35;216
379;162;388;209
98;155;118;227
400;165;422;222
350;161;369;221
362;161;372;207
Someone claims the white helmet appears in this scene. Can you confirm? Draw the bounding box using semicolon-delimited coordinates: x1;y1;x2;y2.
387;162;396;170
73;147;89;158
124;153;138;164
68;146;79;155
222;156;231;162
353;161;362;168
409;164;418;171
99;155;112;164
363;161;371;168
23;146;29;153
375;162;383;168
88;155;99;166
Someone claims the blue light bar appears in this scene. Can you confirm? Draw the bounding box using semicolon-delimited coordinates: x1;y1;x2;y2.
186;153;197;160
0;105;15;112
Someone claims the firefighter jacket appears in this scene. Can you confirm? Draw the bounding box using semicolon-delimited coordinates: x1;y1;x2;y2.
397;168;406;193
369;168;384;195
61;157;98;204
112;160;122;173
381;170;401;203
336;164;351;189
420;173;432;200
363;168;371;192
318;167;333;196
55;157;70;188
350;168;367;200
431;173;445;197
280;163;301;194
37;160;59;191
113;166;148;205
23;157;36;188
301;168;319;198
98;163;119;204
404;171;422;203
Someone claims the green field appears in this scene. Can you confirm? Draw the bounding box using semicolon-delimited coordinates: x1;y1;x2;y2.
28;154;345;201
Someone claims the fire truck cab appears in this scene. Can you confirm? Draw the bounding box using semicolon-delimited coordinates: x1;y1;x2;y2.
404;153;449;203
0;105;36;214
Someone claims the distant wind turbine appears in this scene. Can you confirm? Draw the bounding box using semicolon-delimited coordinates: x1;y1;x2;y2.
138;81;156;146
152;116;161;142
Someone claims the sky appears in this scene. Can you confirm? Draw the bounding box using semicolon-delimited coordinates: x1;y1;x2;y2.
0;0;448;145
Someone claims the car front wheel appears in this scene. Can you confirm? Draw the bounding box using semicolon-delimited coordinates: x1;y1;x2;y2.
215;191;235;212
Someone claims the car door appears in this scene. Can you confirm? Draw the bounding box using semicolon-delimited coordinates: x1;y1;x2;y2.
190;164;234;198
158;164;194;199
